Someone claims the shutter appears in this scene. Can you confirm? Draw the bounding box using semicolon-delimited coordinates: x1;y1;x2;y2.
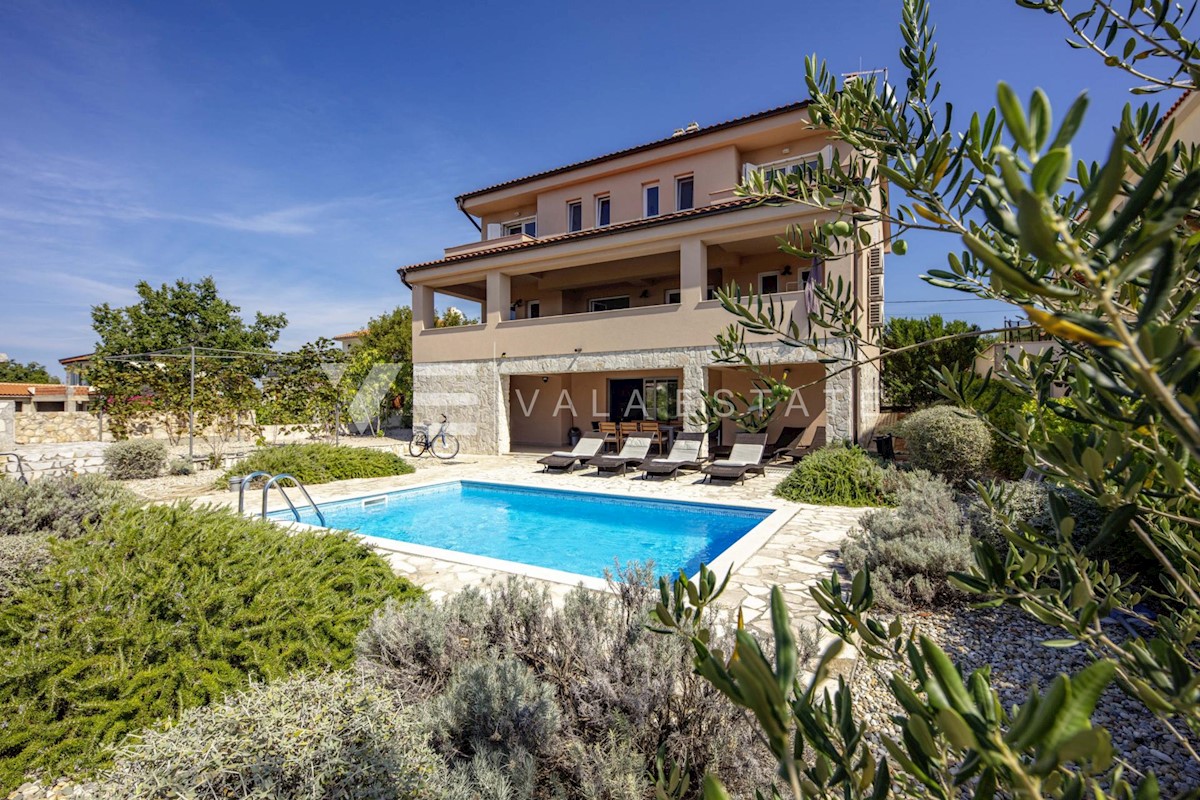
868;246;883;273
868;301;884;328
868;273;884;302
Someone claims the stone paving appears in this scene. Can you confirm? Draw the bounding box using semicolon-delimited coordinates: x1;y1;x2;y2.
186;451;868;668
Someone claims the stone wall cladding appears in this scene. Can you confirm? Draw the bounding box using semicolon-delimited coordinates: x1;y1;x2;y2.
415;342;835;455
0;400;13;449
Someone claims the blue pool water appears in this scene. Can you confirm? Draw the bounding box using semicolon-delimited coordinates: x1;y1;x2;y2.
271;481;771;578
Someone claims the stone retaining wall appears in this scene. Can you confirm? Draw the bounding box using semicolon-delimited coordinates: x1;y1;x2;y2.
3;442;109;480
13;411;103;445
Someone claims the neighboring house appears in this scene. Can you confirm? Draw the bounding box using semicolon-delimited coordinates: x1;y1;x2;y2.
333;330;366;353
975;322;1057;376
0;382;92;413
59;353;93;386
398;100;886;455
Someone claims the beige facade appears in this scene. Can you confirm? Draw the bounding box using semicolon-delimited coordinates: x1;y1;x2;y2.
400;101;885;454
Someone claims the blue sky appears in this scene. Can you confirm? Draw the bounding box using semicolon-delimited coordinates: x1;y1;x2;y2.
0;0;1167;377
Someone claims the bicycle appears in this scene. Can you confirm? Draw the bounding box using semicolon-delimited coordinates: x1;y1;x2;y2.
408;413;460;459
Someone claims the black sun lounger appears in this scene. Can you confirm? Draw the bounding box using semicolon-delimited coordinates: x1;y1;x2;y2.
701;433;768;484
586;433;654;476
537;431;606;472
637;432;705;480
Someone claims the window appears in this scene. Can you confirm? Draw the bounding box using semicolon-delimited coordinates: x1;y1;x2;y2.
596;195;611;227
643;378;679;421
589;295;630;312
566;201;582;233
758;272;781;295
527;300;541;319
503;217;537;237
643;183;659;218
743;147;833;187
676;175;694;211
665;289;681;304
35;401;65;413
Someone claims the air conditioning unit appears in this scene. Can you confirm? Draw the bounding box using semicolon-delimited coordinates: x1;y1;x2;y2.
868;246;883;274
868;301;884;328
868;273;884;302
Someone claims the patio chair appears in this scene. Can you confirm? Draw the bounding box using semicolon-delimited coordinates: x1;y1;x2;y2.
638;420;664;453
782;426;827;462
537;431;607;473
586;433;654;476
619;420;641;449
766;425;807;461
701;433;769;484
598;421;620;452
636;432;705;480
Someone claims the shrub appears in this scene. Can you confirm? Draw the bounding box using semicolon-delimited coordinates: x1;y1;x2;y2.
964;380;1028;479
219;443;414;487
432;658;562;759
166;458;193;476
897;405;992;486
103;439;168;480
106;672;441;799
842;469;972;609
356;571;772;798
0;503;419;789
0;476;133;597
774;445;887;506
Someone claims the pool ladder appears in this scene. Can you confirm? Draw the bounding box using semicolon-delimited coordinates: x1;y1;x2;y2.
0;452;29;485
237;471;327;527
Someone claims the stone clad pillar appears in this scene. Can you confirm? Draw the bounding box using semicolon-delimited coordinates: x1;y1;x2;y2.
679;238;707;306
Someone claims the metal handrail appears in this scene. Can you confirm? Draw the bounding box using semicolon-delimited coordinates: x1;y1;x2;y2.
261;473;327;527
0;452;28;485
237;471;273;514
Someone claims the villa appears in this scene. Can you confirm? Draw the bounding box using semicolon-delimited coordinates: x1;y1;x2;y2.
400;99;886;455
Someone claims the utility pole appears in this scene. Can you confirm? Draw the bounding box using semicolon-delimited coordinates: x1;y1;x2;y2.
188;345;196;462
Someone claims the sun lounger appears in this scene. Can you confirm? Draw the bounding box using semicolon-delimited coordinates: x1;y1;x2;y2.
782;426;826;462
586;433;654;476
537;432;606;472
702;433;768;484
766;426;807;461
637;432;705;480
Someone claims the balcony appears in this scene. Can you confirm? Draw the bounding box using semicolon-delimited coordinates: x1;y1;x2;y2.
414;289;811;363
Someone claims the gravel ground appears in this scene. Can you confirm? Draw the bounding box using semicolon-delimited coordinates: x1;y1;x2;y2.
850;603;1200;794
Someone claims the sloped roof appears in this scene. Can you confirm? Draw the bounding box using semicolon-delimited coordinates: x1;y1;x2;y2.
456;100;811;202
399;196;758;275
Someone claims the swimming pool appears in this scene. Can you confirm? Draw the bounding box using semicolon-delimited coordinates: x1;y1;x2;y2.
269;480;773;581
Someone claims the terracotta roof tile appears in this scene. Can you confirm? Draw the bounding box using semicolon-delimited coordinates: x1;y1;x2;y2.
0;382;90;397
399;196;758;275
333;330;367;340
456;100;811;202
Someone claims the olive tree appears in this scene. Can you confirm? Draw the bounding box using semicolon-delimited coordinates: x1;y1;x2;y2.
668;0;1200;797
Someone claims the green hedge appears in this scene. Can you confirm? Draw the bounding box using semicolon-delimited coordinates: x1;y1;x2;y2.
774;446;888;507
220;443;414;487
0;503;419;789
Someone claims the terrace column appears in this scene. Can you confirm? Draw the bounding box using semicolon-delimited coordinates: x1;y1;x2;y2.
486;272;511;326
679;237;707;306
411;284;436;334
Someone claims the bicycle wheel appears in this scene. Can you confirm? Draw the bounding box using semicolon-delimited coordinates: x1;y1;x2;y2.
408;434;428;458
430;433;460;460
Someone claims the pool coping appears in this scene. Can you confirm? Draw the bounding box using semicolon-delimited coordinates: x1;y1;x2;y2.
263;476;797;593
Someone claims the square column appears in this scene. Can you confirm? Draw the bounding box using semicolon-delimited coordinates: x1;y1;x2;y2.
486;272;511;326
679;238;707;306
412;284;436;334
